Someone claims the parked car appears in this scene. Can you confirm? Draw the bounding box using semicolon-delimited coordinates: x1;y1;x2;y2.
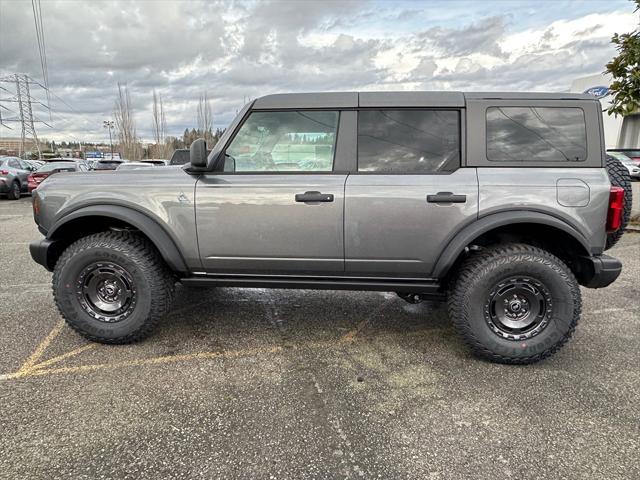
30;91;631;364
93;159;124;170
28;160;88;193
0;157;35;199
25;159;45;170
116;162;155;171
607;149;640;167
607;151;640;180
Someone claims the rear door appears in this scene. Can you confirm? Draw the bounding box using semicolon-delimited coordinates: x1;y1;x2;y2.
344;109;478;277
196;110;348;274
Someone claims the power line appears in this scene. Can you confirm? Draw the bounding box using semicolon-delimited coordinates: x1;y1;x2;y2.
31;0;51;117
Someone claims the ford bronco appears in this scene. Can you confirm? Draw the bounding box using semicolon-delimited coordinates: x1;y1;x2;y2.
29;92;632;364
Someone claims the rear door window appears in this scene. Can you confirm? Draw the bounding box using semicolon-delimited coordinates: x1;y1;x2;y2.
357;110;460;173
486;107;587;162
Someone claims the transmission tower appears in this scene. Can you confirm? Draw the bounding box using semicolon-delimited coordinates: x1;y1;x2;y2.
16;75;41;157
0;74;51;158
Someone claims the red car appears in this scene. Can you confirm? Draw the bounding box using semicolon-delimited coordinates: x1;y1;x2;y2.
28;161;87;193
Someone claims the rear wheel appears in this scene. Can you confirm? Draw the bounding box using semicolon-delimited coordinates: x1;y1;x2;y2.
448;243;581;364
605;155;632;250
7;181;20;200
53;231;175;343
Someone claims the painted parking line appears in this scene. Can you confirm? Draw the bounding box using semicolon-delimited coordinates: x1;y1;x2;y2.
0;325;357;381
0;297;405;381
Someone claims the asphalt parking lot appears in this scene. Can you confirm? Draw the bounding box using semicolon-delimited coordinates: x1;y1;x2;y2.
0;195;638;480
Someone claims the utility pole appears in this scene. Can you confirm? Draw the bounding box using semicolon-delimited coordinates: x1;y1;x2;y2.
103;120;115;158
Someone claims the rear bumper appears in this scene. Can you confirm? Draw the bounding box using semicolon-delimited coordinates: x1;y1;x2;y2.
578;254;622;289
29;238;56;271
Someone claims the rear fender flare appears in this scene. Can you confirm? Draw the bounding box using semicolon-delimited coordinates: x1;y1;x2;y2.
431;211;592;279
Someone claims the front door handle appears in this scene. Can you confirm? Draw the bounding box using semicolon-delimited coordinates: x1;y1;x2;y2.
295;191;334;203
427;192;467;204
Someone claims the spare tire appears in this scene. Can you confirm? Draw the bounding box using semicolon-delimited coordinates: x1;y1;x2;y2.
605;154;632;250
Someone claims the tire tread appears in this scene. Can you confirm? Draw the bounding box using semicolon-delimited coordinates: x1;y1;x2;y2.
52;231;175;344
605;155;632;250
447;243;581;365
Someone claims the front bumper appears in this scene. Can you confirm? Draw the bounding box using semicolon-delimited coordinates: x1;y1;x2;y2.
29;238;57;271
578;254;622;289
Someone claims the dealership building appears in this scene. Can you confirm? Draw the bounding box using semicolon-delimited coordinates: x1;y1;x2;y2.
571;73;639;150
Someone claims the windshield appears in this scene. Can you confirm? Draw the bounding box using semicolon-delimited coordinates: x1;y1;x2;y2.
611;150;640;157
609;152;638;164
94;161;121;170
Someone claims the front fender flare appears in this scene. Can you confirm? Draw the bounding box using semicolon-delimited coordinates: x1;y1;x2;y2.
48;204;188;273
431;211;592;279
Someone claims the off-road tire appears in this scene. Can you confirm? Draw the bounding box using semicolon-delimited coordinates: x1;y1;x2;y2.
53;231;175;344
7;181;20;200
605;155;631;250
448;243;581;365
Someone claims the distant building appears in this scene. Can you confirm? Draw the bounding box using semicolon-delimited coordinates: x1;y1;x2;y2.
571;73;639;149
0;136;47;156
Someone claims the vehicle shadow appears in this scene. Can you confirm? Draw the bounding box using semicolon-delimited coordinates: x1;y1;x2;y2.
157;285;454;354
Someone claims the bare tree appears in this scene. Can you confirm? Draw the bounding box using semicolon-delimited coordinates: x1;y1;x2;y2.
197;92;213;145
114;82;141;160
151;89;169;158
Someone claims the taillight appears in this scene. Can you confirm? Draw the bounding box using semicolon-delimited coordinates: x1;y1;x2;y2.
606;186;625;233
0;169;9;175
33;194;40;218
28;174;35;182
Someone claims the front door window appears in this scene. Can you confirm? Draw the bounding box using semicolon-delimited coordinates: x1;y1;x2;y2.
225;111;339;172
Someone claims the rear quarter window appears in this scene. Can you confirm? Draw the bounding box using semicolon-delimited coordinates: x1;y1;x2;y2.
486;107;587;162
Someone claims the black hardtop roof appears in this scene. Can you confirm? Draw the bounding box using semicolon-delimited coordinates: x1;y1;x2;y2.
252;91;595;109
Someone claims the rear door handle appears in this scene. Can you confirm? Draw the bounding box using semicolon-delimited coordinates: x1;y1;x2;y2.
427;192;467;204
295;191;334;203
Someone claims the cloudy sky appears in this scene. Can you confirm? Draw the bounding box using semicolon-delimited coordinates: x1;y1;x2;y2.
0;0;638;143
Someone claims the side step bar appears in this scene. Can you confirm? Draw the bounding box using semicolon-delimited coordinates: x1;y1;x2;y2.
181;274;444;297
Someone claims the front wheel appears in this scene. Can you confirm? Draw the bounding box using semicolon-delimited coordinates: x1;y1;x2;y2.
53;231;175;343
447;243;581;364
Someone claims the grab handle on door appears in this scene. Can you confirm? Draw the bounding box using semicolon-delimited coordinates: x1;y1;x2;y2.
427;192;466;204
295;191;334;203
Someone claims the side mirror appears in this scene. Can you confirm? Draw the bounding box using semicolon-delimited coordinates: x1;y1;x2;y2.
189;138;208;168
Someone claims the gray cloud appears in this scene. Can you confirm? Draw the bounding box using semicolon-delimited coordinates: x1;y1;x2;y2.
417;16;507;57
0;0;626;142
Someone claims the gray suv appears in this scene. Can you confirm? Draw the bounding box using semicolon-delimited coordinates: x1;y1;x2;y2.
29;92;631;364
1;156;34;199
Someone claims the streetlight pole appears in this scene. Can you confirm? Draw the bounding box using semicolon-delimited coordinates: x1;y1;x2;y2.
103;120;115;159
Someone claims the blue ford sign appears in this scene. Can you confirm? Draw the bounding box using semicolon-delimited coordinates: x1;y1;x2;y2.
583;86;610;98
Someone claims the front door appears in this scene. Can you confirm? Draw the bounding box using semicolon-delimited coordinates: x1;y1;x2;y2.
196;110;347;274
344;109;478;277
